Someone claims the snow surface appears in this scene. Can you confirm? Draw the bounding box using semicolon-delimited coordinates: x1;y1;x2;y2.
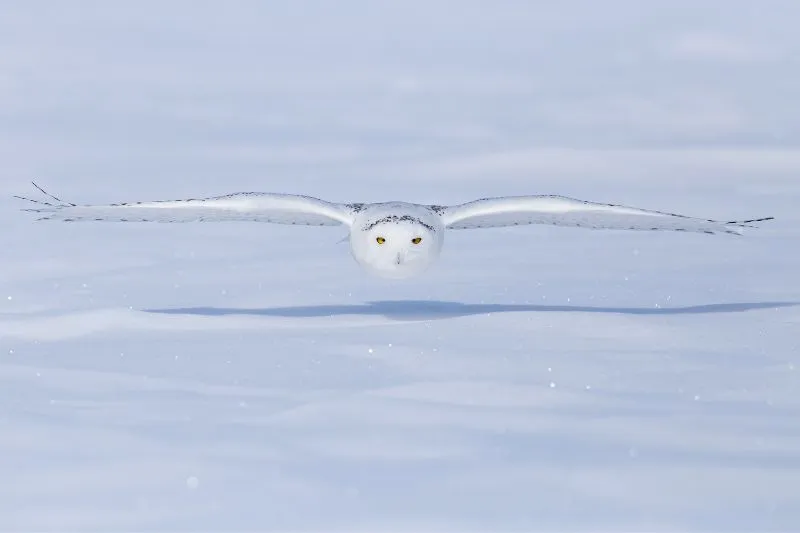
2;1;800;531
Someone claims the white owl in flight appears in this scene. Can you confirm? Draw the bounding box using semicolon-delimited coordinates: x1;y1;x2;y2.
16;183;772;279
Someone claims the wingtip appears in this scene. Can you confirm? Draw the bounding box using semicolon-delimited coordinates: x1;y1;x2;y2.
31;180;49;197
726;216;775;225
722;216;774;235
15;180;76;208
14;194;53;207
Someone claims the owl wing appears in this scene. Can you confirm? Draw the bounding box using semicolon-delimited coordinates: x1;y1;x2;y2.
15;183;359;227
432;195;773;235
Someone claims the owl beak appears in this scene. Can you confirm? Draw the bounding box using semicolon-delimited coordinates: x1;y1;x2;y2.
395;252;404;265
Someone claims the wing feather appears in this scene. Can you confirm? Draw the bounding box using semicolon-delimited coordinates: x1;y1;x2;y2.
434;195;773;235
16;185;357;227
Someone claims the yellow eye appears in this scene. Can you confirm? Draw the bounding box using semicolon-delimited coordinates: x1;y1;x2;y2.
376;236;386;244
411;237;422;244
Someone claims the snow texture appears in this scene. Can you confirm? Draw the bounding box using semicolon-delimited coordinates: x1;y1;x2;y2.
2;1;799;531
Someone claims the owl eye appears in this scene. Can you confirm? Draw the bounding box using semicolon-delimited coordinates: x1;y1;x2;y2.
411;237;422;244
376;236;386;244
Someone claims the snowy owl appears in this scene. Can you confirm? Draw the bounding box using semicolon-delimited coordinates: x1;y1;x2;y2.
16;183;773;279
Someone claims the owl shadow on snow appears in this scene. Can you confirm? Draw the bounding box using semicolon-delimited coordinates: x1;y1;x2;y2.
144;300;799;321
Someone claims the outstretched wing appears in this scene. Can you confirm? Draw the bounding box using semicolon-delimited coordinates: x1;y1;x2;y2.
15;183;358;227
432;195;773;235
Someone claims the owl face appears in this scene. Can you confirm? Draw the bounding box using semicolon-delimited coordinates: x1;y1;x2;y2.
348;204;444;279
